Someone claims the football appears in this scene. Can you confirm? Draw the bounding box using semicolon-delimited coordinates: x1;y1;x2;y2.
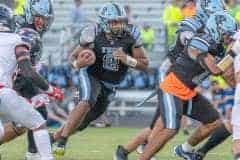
77;49;96;66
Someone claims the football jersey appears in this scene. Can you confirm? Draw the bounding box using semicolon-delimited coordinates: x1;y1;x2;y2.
0;32;27;88
79;23;142;85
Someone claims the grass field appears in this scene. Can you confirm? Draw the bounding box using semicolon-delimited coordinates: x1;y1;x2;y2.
1;127;233;160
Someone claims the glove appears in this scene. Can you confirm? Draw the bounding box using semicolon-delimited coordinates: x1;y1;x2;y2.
46;86;64;102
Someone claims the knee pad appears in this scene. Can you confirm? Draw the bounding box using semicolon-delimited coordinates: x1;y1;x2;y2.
233;125;240;140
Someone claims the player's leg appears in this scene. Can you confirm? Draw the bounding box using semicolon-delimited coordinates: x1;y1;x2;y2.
175;94;221;159
0;88;53;159
115;128;151;160
76;89;111;132
233;125;240;160
181;116;190;135
138;90;183;160
53;91;111;144
193;121;231;160
0;122;26;144
231;92;240;160
53;71;101;155
115;99;161;160
26;105;48;160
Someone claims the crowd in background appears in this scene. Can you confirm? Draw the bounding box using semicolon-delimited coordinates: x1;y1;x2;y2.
2;0;240;126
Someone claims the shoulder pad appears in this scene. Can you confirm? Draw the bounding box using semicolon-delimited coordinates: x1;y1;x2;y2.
126;24;142;48
179;17;203;33
79;24;97;46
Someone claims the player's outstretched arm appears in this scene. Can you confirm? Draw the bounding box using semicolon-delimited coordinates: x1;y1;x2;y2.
15;45;49;90
15;45;64;101
131;47;149;71
187;47;222;75
113;47;149;71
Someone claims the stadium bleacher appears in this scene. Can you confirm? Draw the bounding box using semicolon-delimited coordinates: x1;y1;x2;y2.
43;0;170;67
39;0;172;119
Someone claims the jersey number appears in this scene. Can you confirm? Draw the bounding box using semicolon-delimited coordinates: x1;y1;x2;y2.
103;54;120;71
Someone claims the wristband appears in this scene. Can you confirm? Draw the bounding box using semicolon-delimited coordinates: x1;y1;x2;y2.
126;55;137;68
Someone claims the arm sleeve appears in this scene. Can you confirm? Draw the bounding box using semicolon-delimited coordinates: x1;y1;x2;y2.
15;45;49;91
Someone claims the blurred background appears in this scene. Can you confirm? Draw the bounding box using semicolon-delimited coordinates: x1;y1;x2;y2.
1;0;240;131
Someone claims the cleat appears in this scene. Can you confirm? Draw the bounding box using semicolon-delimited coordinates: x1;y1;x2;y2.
53;143;65;159
25;152;41;160
174;145;195;160
114;145;128;160
192;151;205;160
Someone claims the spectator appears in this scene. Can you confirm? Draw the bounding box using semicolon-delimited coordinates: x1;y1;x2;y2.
181;0;196;18
228;0;240;24
70;0;86;25
210;75;228;89
222;87;235;120
124;5;135;24
211;81;226;116
14;0;26;15
141;23;155;51
0;0;14;9
163;0;183;46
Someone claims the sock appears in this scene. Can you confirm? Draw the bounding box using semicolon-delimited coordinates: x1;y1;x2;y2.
28;106;48;154
182;142;194;152
33;129;53;160
58;136;68;147
27;130;38;153
197;124;231;155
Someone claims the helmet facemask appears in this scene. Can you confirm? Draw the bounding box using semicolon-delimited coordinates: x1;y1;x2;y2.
107;18;127;37
27;0;54;33
98;3;128;38
31;11;54;33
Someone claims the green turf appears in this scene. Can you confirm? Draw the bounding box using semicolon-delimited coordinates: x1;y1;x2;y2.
1;127;233;160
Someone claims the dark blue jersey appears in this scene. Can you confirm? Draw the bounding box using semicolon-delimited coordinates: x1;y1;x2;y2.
79;23;142;85
170;33;225;89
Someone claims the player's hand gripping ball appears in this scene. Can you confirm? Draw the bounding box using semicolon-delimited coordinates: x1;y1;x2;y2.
75;49;96;69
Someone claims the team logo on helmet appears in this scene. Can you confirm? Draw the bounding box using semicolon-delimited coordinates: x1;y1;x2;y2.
98;3;127;37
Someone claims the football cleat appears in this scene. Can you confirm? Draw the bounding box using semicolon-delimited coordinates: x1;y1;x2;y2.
25;152;41;160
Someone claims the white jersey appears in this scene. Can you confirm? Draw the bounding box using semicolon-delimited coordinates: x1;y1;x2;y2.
233;31;240;74
232;31;240;130
0;32;25;88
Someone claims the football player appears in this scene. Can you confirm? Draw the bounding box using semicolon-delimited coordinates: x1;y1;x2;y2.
52;2;149;157
137;11;236;160
114;0;228;159
0;5;58;160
